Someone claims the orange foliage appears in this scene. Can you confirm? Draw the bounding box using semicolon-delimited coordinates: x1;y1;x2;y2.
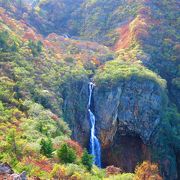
114;4;161;52
0;7;5;14
132;16;149;40
43;40;53;48
134;161;163;180
47;33;59;40
113;20;132;51
0;7;111;66
113;15;150;52
92;57;100;66
65;140;83;157
23;30;37;41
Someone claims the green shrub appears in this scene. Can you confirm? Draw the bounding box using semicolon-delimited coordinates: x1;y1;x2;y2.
81;150;93;171
57;144;76;164
0;31;19;52
64;57;75;64
105;173;134;180
40;138;53;158
28;40;42;57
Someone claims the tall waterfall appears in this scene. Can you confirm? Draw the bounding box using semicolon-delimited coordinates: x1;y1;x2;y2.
88;82;101;167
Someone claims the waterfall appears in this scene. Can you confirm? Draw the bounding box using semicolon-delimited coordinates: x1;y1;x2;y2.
88;82;101;167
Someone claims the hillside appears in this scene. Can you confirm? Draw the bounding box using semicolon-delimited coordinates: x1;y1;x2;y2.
0;0;179;180
28;0;180;110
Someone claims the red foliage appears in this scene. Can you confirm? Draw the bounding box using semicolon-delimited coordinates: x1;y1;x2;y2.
106;165;123;176
65;140;83;157
25;158;53;173
23;30;37;41
50;114;59;121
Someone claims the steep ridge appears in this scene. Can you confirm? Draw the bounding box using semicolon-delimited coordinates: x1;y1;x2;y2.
27;0;143;45
114;0;180;109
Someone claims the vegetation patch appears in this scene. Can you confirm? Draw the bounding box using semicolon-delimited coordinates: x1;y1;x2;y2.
95;60;166;88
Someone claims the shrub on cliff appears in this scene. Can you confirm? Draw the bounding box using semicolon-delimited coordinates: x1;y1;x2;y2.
57;144;76;164
94;61;166;88
105;165;123;176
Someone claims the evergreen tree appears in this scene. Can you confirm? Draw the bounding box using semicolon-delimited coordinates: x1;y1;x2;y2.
28;40;42;57
40;138;53;158
0;31;18;52
0;31;9;51
81;150;93;171
57;144;76;164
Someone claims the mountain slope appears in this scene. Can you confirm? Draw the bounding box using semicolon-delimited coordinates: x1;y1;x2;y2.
29;0;180;111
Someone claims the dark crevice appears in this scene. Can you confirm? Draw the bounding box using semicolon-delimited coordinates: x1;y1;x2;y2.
101;131;151;171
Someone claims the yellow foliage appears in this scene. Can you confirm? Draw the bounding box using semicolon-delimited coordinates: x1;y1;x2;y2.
50;164;67;179
70;172;82;180
134;161;163;180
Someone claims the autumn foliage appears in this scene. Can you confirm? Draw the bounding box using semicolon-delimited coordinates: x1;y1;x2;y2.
134;161;163;180
106;165;123;176
65;140;83;157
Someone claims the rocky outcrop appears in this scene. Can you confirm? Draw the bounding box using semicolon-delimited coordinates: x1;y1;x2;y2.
0;163;26;180
93;78;165;148
0;163;14;174
62;77;90;146
91;78;178;179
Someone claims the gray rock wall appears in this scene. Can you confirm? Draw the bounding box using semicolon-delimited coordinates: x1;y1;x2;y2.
93;78;165;147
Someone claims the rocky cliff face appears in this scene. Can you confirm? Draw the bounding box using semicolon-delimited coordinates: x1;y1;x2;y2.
93;78;165;169
91;77;178;180
0;163;26;180
93;78;165;147
62;77;90;146
63;76;178;179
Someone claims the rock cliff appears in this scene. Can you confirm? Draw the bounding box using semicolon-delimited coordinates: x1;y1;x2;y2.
62;73;178;179
62;77;90;146
93;78;166;169
0;163;26;180
93;78;165;146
